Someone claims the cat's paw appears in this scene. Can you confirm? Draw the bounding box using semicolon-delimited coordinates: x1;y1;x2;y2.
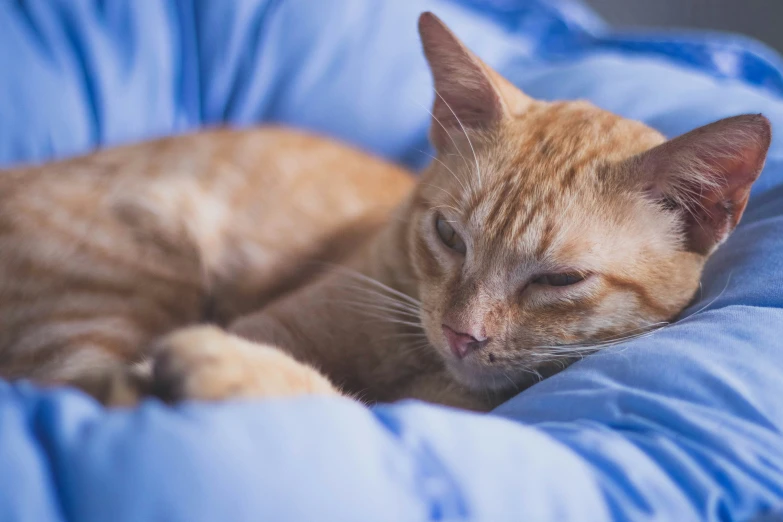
150;325;339;402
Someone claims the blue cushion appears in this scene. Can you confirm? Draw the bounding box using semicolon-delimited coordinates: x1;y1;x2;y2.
1;1;782;521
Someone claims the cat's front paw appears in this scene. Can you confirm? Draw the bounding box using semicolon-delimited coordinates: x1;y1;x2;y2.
150;325;339;402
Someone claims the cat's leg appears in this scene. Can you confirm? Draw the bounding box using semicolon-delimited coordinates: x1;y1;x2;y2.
143;325;340;403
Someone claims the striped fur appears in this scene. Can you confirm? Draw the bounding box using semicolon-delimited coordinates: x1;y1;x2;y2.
0;13;770;410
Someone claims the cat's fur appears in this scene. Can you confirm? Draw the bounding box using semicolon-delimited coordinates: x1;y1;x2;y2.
0;14;771;411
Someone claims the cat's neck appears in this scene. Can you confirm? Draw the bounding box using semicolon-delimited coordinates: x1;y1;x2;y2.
231;196;432;395
229;190;493;409
353;198;419;298
319;195;444;397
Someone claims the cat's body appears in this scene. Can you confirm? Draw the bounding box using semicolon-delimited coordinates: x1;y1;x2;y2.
0;128;458;403
0;14;771;410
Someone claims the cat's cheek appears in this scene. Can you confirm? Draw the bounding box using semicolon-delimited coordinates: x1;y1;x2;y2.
421;318;454;364
415;286;454;361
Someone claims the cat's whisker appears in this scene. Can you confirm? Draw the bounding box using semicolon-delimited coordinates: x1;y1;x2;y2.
380;318;426;329
353;310;424;328
506;359;545;380
320;284;422;316
679;270;733;321
529;320;672;359
550;273;734;357
349;289;422;311
328;293;423;326
422;182;461;208
430;204;462;215
334;300;422;319
396;340;433;358
577;321;670;345
544;275;725;357
340;283;422;310
351;295;423;317
433;89;482;189
407;96;473;179
357;316;425;330
346;386;373;404
415;149;469;193
399;338;431;348
323;280;424;323
501;371;519;391
527;366;544;382
342;308;422;327
537;274;734;359
406;340;433;350
378;332;429;343
328;266;422;307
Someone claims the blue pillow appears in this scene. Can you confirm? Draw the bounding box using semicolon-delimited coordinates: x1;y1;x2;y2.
1;1;782;521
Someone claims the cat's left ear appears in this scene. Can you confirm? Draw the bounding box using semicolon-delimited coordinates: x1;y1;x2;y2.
418;12;531;151
633;114;771;255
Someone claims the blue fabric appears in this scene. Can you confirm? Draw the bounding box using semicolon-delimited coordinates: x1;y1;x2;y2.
1;1;782;521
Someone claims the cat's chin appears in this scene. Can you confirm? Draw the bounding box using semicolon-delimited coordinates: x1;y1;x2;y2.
442;357;526;394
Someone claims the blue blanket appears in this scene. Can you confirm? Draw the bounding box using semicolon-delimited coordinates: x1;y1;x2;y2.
1;1;782;521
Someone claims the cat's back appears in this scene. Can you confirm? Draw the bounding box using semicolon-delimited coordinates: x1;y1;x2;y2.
0;127;414;380
0;126;415;295
0;127;413;217
0;127;414;259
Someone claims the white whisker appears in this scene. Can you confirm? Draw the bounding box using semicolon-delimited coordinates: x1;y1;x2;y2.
378;332;429;342
526;273;735;365
430;204;462;215
328;266;422;307
407;96;473;182
679;271;734;322
326;283;421;314
422;183;461;207
415;149;469;193
433;89;482;189
356;315;425;330
334;300;421;319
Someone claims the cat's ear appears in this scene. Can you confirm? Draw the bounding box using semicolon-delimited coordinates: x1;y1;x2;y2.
634;114;771;255
418;12;529;151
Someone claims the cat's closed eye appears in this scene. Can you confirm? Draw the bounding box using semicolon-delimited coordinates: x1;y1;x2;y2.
532;273;586;287
435;214;466;254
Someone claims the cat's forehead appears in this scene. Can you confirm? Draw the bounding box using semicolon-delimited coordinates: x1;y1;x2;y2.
465;175;595;263
503;101;664;168
461;102;664;256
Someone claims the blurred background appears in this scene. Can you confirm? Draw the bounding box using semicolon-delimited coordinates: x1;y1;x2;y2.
586;0;783;53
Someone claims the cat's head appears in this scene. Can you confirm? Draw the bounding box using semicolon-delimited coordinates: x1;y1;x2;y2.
409;13;771;392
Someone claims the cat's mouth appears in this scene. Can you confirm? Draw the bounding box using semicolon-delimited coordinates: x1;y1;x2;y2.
442;353;523;393
432;335;525;392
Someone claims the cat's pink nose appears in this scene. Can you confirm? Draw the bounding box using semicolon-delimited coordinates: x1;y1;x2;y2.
441;324;488;359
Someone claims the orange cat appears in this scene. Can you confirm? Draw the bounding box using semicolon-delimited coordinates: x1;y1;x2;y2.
0;13;770;411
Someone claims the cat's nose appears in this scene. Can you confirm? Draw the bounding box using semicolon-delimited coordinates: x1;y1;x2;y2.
441;324;489;359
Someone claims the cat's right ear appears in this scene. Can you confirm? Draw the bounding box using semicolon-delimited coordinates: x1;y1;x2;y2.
632;114;771;255
418;12;528;151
